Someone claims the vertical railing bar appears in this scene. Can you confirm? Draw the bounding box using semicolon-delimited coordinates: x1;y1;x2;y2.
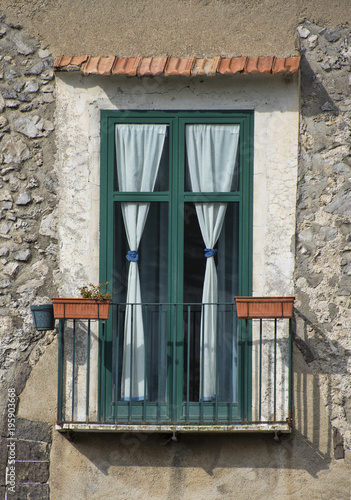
200;303;205;423
172;304;176;423
229;304;233;423
71;319;76;422
110;308;116;422
98;318;102;421
115;305;119;422
259;318;262;422
101;320;106;422
186;305;191;422
143;305;148;423
274;318;277;422
157;304;162;424
129;304;134;422
215;302;219;423
288;317;293;424
86;320;91;423
191;308;196;403
243;318;248;422
57;319;64;423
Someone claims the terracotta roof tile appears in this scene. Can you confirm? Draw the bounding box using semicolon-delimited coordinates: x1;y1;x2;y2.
272;56;300;74
54;56;72;67
137;57;168;76
244;57;259;74
98;57;116;76
81;56;100;75
70;56;88;66
54;55;89;69
191;57;221;76
272;58;287;74
112;57;142;76
54;55;301;77
257;56;275;74
217;58;231;75
164;57;195;76
218;57;247;75
285;57;301;73
138;57;153;76
54;56;63;67
151;57;169;76
111;57;126;75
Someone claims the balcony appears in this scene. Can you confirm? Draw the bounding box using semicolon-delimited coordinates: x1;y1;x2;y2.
56;301;293;434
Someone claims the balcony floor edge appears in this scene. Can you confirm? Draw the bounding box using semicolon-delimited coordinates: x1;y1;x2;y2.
56;422;292;433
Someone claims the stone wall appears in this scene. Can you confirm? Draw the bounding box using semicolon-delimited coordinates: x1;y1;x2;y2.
0;13;57;498
1;6;351;499
295;21;351;449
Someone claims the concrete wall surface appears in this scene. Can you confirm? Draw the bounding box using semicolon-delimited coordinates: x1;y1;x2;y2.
1;0;351;58
17;338;351;499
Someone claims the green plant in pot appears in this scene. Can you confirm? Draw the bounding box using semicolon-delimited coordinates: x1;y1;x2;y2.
79;282;112;301
52;282;112;320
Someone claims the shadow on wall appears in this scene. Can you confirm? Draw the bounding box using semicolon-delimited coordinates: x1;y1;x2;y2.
65;425;334;477
293;308;347;460
50;311;349;497
300;55;339;118
63;323;341;484
56;70;300;114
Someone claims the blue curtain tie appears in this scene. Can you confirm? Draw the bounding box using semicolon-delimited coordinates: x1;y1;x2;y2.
126;250;139;262
204;248;218;258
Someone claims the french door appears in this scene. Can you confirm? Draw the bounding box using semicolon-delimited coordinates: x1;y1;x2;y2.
100;110;253;424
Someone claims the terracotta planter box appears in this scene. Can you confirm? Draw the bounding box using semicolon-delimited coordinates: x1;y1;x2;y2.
52;298;111;320
234;296;295;319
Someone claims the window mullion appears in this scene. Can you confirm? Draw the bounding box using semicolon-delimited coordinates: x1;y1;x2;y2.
171;116;186;421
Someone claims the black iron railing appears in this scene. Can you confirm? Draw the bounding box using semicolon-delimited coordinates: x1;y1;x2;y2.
57;303;293;431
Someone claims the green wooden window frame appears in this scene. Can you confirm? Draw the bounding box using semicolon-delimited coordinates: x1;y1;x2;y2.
100;110;254;424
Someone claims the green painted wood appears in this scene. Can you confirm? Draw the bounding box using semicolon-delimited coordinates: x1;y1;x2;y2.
57;320;64;423
71;320;76;422
86;320;91;422
99;110;254;425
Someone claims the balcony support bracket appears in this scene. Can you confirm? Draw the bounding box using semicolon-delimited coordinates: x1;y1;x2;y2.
273;431;281;442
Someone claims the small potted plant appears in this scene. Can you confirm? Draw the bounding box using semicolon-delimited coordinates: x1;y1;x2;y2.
234;296;295;319
52;282;112;320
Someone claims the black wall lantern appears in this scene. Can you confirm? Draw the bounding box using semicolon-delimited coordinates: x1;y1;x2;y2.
30;304;55;331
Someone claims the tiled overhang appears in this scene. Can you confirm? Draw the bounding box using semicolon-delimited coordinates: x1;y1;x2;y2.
54;55;300;76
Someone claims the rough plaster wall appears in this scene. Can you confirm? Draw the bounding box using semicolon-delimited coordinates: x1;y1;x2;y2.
54;73;299;298
1;0;351;58
17;336;351;499
48;427;351;500
294;21;351;450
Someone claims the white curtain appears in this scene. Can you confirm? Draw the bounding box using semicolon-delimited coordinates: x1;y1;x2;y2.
115;124;167;400
186;124;240;400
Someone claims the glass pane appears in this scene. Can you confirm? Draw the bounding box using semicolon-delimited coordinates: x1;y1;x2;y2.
112;202;168;402
185;124;240;192
114;124;169;192
183;202;239;403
